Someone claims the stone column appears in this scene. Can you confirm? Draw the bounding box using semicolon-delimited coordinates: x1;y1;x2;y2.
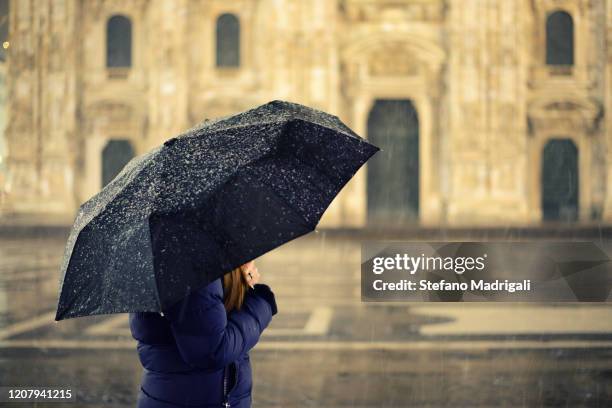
446;0;528;225
146;0;189;148
602;0;612;220
1;0;78;221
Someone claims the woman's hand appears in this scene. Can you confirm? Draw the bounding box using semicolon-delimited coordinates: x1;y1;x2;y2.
240;260;260;289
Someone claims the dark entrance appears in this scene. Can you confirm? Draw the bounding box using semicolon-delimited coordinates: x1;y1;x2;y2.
366;99;419;224
541;138;578;221
102;139;135;187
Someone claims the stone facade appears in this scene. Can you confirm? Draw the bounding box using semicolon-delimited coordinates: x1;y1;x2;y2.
0;62;6;187
0;0;610;227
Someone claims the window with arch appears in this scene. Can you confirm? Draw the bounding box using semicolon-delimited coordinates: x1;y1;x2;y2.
216;13;240;67
106;15;132;68
102;139;135;187
545;10;574;66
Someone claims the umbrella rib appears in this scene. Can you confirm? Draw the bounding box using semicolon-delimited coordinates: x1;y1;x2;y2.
209;150;317;234
285;118;362;186
182;119;287;141
73;147;164;234
146;215;170;313
253;173;315;231
183;117;355;147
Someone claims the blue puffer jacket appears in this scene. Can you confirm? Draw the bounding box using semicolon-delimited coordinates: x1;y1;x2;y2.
129;279;277;408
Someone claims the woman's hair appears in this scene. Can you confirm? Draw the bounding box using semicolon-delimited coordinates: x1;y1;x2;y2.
223;266;248;312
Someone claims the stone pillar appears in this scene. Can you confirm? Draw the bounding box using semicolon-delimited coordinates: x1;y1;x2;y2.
147;0;189;148
446;0;528;225
602;1;612;220
1;0;78;221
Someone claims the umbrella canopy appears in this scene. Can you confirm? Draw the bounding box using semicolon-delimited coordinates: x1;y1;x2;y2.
55;100;379;321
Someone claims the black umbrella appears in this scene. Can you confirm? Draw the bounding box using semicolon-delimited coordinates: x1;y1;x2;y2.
55;100;379;321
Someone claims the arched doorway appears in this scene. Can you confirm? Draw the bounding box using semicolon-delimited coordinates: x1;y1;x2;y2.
541;138;578;221
367;99;419;224
102;139;135;187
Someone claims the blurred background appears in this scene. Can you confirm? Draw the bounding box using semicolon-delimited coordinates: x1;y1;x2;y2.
0;0;612;407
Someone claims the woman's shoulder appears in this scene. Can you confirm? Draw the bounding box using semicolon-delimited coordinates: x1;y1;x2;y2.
164;278;223;319
195;278;223;298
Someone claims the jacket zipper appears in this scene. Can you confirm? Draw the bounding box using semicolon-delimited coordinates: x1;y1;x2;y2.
222;365;230;408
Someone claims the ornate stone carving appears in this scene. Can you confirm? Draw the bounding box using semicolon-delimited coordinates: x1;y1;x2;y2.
85;101;134;124
527;97;603;135
340;0;446;23
368;44;420;77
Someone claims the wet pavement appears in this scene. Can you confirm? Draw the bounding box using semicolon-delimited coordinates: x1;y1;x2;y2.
1;233;612;407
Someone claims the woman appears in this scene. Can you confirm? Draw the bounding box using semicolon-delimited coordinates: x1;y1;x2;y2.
129;260;277;407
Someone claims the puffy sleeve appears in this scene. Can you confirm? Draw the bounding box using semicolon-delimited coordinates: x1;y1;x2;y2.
164;279;277;369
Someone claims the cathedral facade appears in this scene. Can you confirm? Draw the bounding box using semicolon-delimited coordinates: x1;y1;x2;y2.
1;0;611;227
